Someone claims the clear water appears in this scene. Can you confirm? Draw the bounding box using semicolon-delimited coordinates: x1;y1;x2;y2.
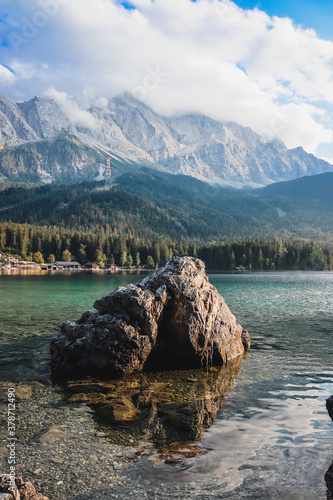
0;271;333;499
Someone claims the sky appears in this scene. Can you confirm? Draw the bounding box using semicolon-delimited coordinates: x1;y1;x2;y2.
0;0;333;161
232;0;333;40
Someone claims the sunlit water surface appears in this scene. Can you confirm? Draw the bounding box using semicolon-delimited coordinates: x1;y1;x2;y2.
0;271;333;499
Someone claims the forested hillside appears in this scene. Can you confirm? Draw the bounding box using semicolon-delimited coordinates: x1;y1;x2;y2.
0;170;332;241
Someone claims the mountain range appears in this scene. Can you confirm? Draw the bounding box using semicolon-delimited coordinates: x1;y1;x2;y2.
0;91;332;186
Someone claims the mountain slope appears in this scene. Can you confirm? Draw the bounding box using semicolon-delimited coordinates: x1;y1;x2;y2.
0;171;332;241
259;171;333;208
0;93;161;182
0;91;76;148
18;96;75;140
0;134;102;183
103;94;333;185
0;92;40;148
0;134;152;183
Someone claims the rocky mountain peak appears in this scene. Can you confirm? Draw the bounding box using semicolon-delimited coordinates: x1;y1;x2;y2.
0;90;332;184
18;96;73;140
0;92;39;147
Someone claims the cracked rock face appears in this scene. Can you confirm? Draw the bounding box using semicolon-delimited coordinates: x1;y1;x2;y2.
50;257;250;375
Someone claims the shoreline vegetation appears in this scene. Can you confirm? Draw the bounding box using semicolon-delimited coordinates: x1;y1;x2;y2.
0;221;332;273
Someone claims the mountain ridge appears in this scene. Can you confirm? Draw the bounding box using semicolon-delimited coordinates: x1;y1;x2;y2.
0;91;332;185
0;170;332;242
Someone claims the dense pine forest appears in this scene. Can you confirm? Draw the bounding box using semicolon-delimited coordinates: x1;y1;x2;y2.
0;221;331;271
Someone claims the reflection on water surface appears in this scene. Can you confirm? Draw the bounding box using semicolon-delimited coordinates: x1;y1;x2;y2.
61;355;243;451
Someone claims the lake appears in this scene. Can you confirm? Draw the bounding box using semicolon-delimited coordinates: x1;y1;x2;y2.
0;271;333;499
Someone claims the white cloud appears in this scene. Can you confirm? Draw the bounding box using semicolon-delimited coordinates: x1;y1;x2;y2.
1;0;333;156
0;64;15;84
276;103;333;152
44;88;99;129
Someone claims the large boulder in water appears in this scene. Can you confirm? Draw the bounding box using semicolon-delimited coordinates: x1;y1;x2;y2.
50;256;250;375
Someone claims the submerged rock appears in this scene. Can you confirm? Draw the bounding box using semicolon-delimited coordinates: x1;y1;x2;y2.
0;382;43;402
63;356;243;447
50;256;250;375
158;443;208;463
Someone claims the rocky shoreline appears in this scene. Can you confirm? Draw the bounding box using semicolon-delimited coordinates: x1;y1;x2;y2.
0;475;49;500
0;380;137;500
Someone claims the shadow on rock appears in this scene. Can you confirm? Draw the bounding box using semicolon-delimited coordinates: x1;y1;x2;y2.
325;397;333;499
59;355;244;451
325;461;333;500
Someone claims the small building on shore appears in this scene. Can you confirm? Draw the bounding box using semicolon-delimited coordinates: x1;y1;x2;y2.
55;261;81;270
41;264;58;270
85;262;100;270
106;263;118;271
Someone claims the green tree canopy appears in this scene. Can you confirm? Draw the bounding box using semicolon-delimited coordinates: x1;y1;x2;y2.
146;255;155;269
61;249;72;262
33;251;44;264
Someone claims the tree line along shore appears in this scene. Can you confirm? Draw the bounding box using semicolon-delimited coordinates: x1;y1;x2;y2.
0;222;332;272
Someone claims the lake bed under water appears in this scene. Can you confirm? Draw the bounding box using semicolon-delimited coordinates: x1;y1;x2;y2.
0;271;333;499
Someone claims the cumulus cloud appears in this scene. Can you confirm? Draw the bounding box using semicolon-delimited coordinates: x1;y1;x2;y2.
1;0;333;157
0;64;15;84
44;88;99;129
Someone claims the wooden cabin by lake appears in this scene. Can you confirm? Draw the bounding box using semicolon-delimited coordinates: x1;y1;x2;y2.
106;263;118;271
55;261;81;270
85;262;100;270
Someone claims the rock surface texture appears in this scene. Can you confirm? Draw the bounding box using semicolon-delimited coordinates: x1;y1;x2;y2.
50;257;250;375
326;395;333;421
0;475;49;500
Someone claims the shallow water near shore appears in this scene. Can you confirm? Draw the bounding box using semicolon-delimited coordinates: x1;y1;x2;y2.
0;271;333;499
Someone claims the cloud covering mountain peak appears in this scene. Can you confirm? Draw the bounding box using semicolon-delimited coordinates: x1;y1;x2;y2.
0;0;333;160
0;91;332;185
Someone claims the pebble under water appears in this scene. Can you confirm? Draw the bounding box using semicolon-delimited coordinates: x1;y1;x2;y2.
0;270;333;499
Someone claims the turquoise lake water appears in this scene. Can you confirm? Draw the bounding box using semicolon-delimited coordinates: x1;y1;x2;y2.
0;271;333;499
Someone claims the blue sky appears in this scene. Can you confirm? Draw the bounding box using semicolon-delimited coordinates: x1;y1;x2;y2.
231;0;333;40
0;0;332;161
